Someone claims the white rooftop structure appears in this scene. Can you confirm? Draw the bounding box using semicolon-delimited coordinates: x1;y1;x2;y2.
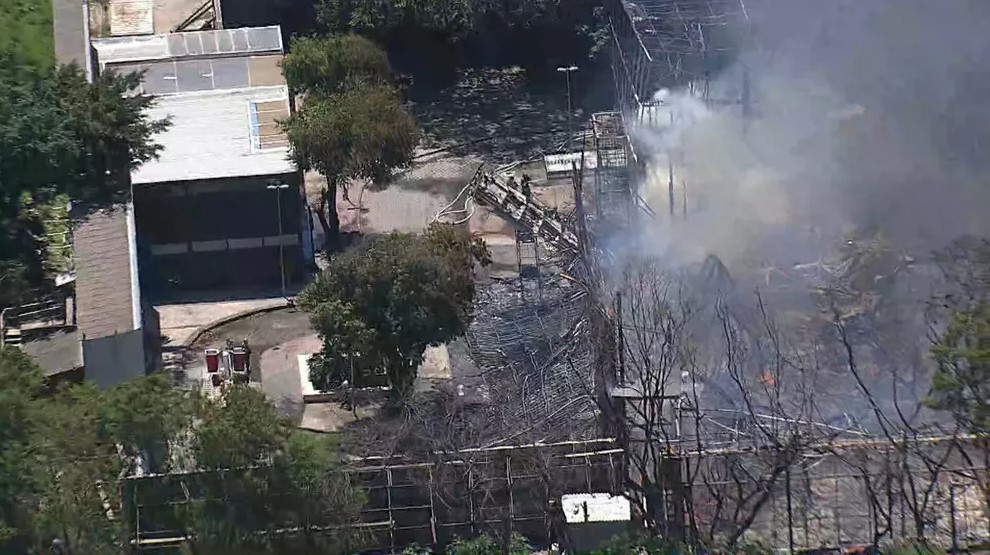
91;25;296;185
133;86;293;184
91;26;283;67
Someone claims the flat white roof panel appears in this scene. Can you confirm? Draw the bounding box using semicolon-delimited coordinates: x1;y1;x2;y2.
94;34;169;64
132;86;296;184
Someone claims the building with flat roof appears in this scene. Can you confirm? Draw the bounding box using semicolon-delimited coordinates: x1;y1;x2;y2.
6;204;162;390
17;23;309;387
91;26;312;296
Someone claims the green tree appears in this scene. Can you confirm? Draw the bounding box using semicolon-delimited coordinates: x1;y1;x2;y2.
0;56;169;309
281;34;391;96
281;35;419;247
269;431;366;551
29;383;122;555
446;533;530;555
927;238;990;434
102;372;198;467
54;64;171;204
928;304;990;434
299;223;488;398
181;390;364;554
194;384;289;470
315;0;558;37
0;347;45;547
0;363;363;554
0;348;125;554
0;52;74;307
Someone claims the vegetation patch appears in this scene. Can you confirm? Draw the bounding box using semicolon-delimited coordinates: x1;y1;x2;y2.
0;0;54;70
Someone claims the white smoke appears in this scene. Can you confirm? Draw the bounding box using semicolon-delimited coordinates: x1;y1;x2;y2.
624;0;990;279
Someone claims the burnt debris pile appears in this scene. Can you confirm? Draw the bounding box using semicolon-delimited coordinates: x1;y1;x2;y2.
464;277;600;444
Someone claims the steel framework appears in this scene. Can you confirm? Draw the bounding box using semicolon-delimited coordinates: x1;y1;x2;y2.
124;439;624;551
606;0;749;118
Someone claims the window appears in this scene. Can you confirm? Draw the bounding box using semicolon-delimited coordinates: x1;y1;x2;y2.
248;100;289;150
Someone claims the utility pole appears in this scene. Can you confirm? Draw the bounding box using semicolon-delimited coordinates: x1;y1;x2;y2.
556;65;578;151
266;180;290;298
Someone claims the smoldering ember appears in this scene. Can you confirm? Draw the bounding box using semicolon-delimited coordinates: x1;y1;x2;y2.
4;0;990;553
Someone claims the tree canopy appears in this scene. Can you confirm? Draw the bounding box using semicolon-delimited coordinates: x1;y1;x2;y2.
315;0;559;37
281;34;392;96
284;83;418;186
926;238;990;435
299;223;489;397
0;53;169;309
0;351;363;553
928;304;990;433
281;34;419;247
0;348;123;553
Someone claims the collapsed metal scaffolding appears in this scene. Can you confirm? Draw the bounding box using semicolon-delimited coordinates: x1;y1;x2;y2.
465;278;599;445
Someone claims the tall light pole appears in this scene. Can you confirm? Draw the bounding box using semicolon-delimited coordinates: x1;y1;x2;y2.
556;65;579;150
266;180;290;298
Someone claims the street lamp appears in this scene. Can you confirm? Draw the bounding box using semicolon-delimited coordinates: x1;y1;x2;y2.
266;180;290;298
556;65;579;150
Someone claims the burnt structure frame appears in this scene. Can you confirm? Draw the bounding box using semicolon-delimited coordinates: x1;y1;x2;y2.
605;0;749;117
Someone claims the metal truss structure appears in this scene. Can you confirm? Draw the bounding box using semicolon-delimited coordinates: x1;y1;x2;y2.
605;0;750;118
677;435;990;550
125;439;624;551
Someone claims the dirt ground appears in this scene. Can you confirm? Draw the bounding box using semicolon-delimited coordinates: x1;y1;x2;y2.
304;67;578;247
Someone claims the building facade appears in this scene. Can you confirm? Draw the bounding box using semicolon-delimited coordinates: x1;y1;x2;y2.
72;204;162;388
91;26;312;297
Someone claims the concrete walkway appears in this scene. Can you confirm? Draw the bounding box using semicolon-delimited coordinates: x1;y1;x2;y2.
260;334;386;432
157;297;289;346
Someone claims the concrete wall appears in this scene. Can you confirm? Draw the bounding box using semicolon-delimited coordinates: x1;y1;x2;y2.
82;329;147;389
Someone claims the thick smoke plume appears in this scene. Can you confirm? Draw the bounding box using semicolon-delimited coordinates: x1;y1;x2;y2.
632;0;990;275
607;0;990;431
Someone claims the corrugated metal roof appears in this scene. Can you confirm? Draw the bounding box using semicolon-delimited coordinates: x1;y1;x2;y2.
109;0;154;36
91;25;283;65
132;86;295;184
73;205;139;339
